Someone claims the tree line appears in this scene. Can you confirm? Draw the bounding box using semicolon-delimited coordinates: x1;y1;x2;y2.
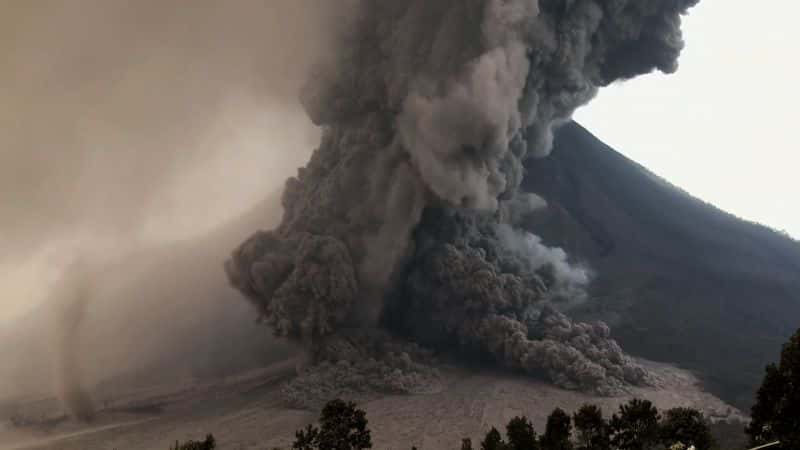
290;398;716;450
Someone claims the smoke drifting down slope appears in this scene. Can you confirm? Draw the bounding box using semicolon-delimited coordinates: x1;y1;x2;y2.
227;0;699;395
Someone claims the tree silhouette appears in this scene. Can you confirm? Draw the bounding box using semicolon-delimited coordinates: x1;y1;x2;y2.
292;399;372;450
294;424;320;450
541;408;573;450
481;427;507;450
609;399;660;450
747;327;800;449
573;404;609;450
659;407;715;450
506;416;539;450
170;434;216;450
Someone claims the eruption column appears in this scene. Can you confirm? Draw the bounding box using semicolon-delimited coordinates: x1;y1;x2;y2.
227;0;699;394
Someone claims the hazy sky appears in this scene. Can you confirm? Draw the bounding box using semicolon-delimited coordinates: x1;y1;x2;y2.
575;1;800;238
0;1;326;325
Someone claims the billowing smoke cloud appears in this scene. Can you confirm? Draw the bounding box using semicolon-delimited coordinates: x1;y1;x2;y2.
226;0;699;394
386;209;648;394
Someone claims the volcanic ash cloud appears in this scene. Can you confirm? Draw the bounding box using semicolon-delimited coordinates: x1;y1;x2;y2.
226;0;699;396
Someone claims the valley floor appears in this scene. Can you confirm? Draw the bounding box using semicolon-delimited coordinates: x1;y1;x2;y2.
1;359;745;450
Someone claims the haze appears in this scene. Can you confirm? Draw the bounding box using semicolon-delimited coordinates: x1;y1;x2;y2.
0;1;344;325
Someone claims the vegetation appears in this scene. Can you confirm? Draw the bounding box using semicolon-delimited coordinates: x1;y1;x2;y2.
169;434;216;450
541;408;573;450
609;399;660;450
747;327;800;449
467;400;716;450
659;408;715;450
279;397;724;450
293;399;372;450
480;427;506;450
573;404;610;450
506;416;540;450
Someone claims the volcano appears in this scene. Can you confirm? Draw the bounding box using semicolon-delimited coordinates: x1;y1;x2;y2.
525;121;800;408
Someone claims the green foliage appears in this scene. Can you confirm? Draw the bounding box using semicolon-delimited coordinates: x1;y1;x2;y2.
169;434;216;450
659;407;715;450
573;404;610;450
609;399;660;450
481;427;506;450
506;416;539;450
461;438;474;450
292;399;372;450
747;327;800;449
541;408;573;450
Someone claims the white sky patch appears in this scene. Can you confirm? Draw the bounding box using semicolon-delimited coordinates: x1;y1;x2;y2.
576;1;800;238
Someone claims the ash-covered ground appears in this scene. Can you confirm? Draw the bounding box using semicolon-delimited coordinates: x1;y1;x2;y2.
0;358;745;450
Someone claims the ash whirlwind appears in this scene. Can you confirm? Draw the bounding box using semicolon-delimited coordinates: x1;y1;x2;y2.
226;0;699;402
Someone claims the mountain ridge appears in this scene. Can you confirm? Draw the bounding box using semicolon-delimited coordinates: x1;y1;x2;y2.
525;121;800;408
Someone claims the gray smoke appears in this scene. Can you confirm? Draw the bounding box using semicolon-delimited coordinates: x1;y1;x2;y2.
386;209;649;394
227;0;699;393
0;0;341;409
53;261;96;421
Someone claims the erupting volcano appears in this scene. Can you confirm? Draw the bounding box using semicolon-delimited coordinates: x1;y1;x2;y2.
225;0;700;405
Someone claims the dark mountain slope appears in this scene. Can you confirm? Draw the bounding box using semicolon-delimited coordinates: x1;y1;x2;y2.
525;121;800;408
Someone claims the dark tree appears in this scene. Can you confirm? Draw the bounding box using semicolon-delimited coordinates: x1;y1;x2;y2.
541;408;573;450
318;399;372;450
747;363;784;446
573;404;610;450
747;328;800;449
481;427;507;450
170;434;216;450
609;399;660;450
292;399;372;450
462;438;474;450
659;407;715;450
506;416;539;450
294;424;320;450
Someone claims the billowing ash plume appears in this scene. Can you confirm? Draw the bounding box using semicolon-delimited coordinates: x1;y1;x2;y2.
227;0;698;394
385;209;649;394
